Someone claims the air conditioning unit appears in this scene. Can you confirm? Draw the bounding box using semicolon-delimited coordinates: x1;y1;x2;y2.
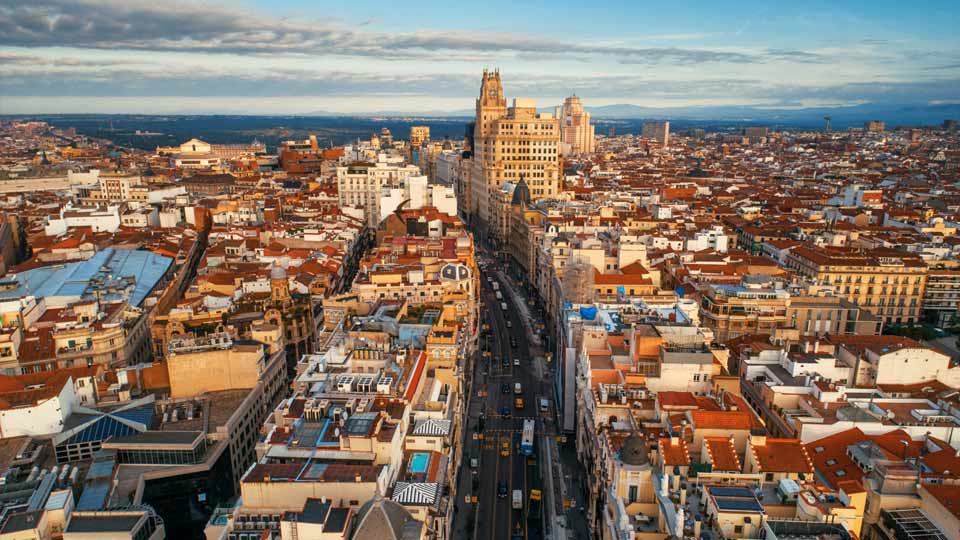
377;377;394;394
337;375;356;392
356;374;379;393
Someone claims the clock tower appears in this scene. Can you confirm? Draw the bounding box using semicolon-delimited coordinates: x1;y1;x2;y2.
475;68;506;142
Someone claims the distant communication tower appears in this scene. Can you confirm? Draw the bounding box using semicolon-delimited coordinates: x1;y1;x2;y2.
824;116;832;133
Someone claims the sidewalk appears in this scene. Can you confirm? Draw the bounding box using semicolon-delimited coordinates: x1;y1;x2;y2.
496;270;541;348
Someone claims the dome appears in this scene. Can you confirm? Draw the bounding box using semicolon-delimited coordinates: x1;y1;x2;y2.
352;496;422;540
619;433;650;466
270;264;287;281
511;174;531;207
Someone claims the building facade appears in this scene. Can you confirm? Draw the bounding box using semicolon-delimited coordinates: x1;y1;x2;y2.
559;95;595;155
469;70;560;241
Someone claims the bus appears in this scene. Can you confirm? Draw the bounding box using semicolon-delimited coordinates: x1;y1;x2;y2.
521;419;535;456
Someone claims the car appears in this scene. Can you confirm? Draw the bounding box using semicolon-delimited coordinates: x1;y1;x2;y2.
514;358;521;366
510;337;517;348
499;406;511;418
470;457;479;469
498;481;509;497
501;357;510;367
501;383;510;394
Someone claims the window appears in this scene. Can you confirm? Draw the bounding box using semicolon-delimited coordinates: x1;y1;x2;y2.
835;469;846;477
735;526;743;534
825;458;837;466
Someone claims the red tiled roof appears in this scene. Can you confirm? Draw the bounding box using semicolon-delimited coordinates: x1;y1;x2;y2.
750;438;813;473
704;437;742;471
924;483;960;520
689;410;753;431
659;437;691;467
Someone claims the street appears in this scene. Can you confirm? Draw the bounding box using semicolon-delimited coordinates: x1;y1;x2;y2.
452;240;586;540
451;247;552;540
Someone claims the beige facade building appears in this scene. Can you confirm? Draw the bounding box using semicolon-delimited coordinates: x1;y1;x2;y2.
469;69;560;240
642;121;670;145
784;247;927;325
559;95;595;155
166;332;266;399
410;126;430;147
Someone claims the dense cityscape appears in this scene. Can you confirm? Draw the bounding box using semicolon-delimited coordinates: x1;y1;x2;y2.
1;6;960;539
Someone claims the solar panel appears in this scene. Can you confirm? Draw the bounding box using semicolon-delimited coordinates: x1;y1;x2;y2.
709;486;755;498
715;498;764;513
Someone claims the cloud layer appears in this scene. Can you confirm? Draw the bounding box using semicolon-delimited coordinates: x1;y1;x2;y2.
1;0;814;64
0;0;958;113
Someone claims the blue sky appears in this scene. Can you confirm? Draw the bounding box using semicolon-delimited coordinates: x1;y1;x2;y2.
1;0;958;114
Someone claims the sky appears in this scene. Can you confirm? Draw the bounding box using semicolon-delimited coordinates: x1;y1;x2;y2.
1;0;959;114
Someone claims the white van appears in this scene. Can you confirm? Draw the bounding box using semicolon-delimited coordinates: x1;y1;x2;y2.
514;383;522;395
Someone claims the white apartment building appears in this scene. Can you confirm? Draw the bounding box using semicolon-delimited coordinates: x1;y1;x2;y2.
44;203;122;236
686;225;729;253
379;175;459;223
337;161;422;227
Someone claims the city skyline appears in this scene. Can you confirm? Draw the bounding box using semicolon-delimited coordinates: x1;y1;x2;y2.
1;0;959;114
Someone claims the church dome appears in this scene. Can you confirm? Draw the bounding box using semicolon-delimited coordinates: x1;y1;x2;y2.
270;264;287;281
352;496;422;540
511;174;531;207
619;433;650;466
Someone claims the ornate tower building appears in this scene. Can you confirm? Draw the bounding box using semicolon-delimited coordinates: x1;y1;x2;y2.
270;263;291;307
469;69;560;244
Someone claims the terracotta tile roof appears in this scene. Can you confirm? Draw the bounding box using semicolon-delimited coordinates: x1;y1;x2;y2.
922;446;960;477
658;391;700;409
804;428;919;488
924;484;960;520
659;437;691;467
750;438;814;473
704;436;742;471
689;410;753;431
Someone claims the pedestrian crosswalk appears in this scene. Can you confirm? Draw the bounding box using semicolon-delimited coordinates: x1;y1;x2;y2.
484;414;539;421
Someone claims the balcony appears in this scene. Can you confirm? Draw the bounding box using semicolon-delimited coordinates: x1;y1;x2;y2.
57;342;93;355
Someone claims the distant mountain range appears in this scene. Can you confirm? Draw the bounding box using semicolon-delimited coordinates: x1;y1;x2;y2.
302;102;960;127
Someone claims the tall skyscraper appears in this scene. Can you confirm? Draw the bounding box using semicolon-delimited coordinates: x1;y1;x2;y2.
559;95;595;155
642;121;670;145
469;69;560;238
